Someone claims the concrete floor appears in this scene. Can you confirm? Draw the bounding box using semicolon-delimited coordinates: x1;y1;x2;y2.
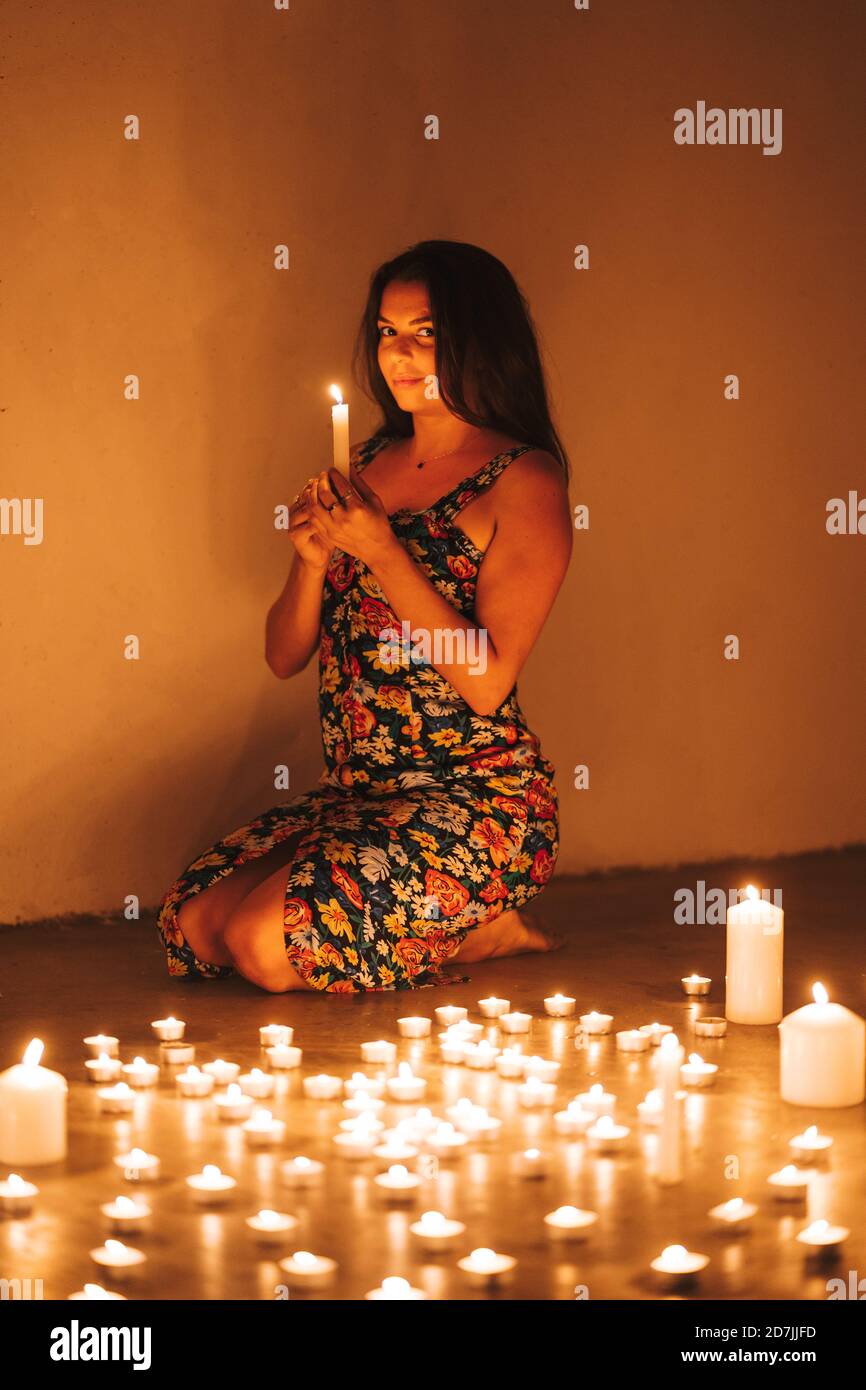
2;846;864;1301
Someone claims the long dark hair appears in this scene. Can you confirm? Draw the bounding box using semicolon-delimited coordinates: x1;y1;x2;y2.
351;240;570;481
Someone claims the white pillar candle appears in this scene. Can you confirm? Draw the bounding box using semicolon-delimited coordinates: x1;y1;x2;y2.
654;1032;684;1185
329;385;350;477
0;1039;68;1166
725;885;783;1023
779;983;865;1107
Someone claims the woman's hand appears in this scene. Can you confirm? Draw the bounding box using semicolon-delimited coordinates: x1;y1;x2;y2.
287;476;334;571
302;464;398;569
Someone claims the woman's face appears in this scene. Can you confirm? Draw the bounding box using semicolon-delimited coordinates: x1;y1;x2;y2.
376;279;441;410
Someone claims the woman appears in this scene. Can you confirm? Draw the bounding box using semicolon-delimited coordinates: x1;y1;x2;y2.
155;240;573;993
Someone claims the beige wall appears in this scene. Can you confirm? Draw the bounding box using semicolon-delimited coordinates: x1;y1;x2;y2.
2;0;863;923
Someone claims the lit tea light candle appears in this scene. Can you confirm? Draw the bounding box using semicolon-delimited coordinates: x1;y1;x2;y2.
202;1059;240;1085
544;1205;599;1240
279;1155;324;1187
303;1073;343;1101
0;1172;39;1215
586;1114;630;1152
68;1283;127;1301
463;1041;500;1072
397;1016;432;1038
707;1197;758;1232
385;1063;427;1101
681;973;711;997
616;1029;651;1053
457;1247;517;1285
89;1239;146;1279
425;1122;470;1158
373;1136;419;1163
214;1084;255;1122
579;1011;613;1035
789;1125;833;1163
365;1275;428;1300
186;1164;237;1205
651;1244;709;1283
478;996;511;1019
150;1015;185;1042
779;983;866;1107
0;1040;69;1167
344;1072;386;1098
403;1107;438;1139
339;1112;385;1134
259;1024;293;1048
795;1219;849;1253
409;1210;466;1251
373;1163;421;1199
175;1066;215;1098
342;1092;385;1117
544;993;576;1018
498;1011;532;1035
83;1034;119;1059
245;1209;299;1245
575;1083;615;1117
238;1067;275;1099
495;1047;525;1079
84;1053;123;1084
113;1147;160;1182
680;1053;718;1088
521;1055;559;1083
553;1101;594;1136
439;1034;470;1065
98;1082;136;1114
265;1044;302;1071
158;1041;195;1067
333;1126;378;1157
120;1056;159;1089
444;1100;497;1138
514;1146;549;1178
435;1006;468;1027
638;1022;673;1046
693;1016;727;1038
517;1076;556;1109
360;1039;397;1066
767;1164;811;1199
242;1108;286;1147
101;1195;150;1233
278;1250;337;1288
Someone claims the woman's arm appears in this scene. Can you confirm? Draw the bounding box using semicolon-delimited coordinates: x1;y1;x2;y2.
265;551;328;679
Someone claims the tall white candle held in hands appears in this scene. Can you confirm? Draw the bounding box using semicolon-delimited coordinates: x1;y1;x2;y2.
726;884;783;1023
779;983;865;1107
0;1039;68;1165
329;385;350;478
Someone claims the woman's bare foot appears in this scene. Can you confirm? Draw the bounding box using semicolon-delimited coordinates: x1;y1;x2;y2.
452;909;564;963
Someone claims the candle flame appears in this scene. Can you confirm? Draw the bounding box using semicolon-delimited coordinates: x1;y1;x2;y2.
381;1276;411;1295
329;384;343;405
812;981;829;1005
22;1038;45;1067
203;1164;222;1179
745;884;759;900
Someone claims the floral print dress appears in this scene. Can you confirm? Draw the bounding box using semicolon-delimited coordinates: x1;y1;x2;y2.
155;432;561;991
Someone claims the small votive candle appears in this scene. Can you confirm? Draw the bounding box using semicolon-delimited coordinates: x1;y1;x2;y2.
278;1251;337;1288
495;1047;525;1079
767;1164;811;1199
83;1034;119;1058
259;1024;293;1048
333;1127;378;1157
575;1084;616;1117
0;1173;39;1215
478;996;511;1019
680;1053;718;1087
98;1082;136;1114
424;1122;470;1158
239;1067;275;1099
89;1239;146;1279
101;1195;150;1233
445;1100;498;1138
707;1197;758;1232
339;1112;385;1134
463;1041;500;1071
521;1055;559;1082
373;1134;419;1162
579;1011;613;1035
553;1101;594;1136
121;1057;159;1089
409;1209;466;1252
638;1022;673;1046
789;1125;833;1163
303;1073;343;1101
498;1011;532;1035
265;1044;302;1071
68;1284;127;1301
435;1006;468;1027
586;1115;630;1152
246;1209;299;1245
397;1016;432;1038
693;1016;727;1038
544;994;576;1018
517;1076;556;1109
795;1219;849;1253
544;1205;599;1240
158;1041;195;1066
202;1059;241;1085
616;1029;651;1053
457;1247;517;1285
186;1164;236;1205
343;1072;385;1099
365;1276;427;1300
386;1063;427;1101
439;1034;469;1065
342;1092;385;1117
373;1163;421;1200
360;1039;397;1066
176;1066;215;1098
113;1148;160;1182
681;974;711;996
513;1146;549;1178
151;1015;185;1042
651;1244;709;1283
280;1155;324;1187
242;1108;286;1147
85;1053;123;1083
214;1084;254;1122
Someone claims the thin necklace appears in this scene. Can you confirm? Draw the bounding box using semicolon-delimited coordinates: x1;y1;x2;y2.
409;431;477;469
